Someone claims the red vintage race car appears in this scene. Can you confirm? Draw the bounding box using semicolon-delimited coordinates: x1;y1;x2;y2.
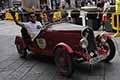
15;22;116;77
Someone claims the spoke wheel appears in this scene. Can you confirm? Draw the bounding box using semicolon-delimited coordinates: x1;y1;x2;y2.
103;39;116;62
54;47;73;77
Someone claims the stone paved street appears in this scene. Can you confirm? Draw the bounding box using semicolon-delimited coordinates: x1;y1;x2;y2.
0;21;120;80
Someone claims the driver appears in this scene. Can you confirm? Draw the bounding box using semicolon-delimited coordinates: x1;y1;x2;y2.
10;10;43;41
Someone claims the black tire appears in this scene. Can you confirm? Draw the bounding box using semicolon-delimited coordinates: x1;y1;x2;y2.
54;47;73;77
16;44;27;58
103;39;116;62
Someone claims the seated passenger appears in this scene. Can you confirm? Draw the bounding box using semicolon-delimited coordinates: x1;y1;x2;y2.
10;10;43;41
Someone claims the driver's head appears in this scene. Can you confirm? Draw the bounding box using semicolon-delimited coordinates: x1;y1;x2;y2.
29;12;36;23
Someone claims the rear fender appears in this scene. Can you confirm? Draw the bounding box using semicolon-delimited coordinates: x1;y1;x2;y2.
15;36;26;49
54;42;73;54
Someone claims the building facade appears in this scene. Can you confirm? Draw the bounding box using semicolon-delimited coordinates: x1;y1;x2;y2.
7;0;116;10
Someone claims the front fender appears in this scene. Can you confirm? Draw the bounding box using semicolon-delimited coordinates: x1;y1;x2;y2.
100;32;112;39
15;36;26;49
54;42;73;54
96;32;112;41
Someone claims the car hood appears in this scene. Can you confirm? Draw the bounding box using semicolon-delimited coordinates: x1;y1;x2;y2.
47;23;86;31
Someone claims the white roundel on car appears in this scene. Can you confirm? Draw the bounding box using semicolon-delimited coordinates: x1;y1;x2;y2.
36;38;46;49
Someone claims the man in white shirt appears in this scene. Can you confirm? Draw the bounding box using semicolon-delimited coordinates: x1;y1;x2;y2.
10;11;43;41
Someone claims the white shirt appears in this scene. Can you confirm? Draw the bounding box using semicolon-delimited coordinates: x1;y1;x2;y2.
24;21;43;41
103;1;110;16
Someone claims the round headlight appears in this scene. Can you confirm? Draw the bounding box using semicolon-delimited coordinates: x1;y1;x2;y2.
80;37;88;49
100;33;107;43
101;37;106;43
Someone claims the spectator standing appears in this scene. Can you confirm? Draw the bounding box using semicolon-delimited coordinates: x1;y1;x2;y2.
87;0;93;6
0;0;5;9
60;0;66;9
92;0;97;5
96;0;104;30
70;0;76;8
102;0;110;22
65;0;71;8
102;0;111;31
51;0;57;10
81;0;86;7
75;0;81;8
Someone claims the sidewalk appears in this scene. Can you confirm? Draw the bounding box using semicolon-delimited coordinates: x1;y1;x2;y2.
0;20;21;36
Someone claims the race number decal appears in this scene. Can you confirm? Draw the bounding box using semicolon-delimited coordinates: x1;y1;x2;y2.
36;38;46;49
